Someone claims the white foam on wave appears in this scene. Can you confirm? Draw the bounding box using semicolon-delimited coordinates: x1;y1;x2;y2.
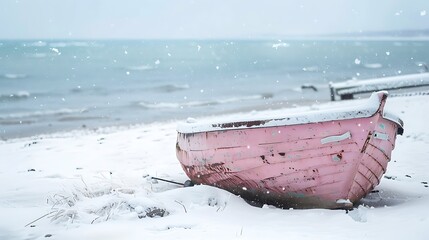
217;94;272;104
25;41;47;47
0;91;30;100
24;41;100;48
302;66;319;72
363;63;383;69
138;94;272;109
126;65;155;71
292;87;303;93
29;53;48;58
139;102;181;109
17;91;30;97
49;42;93;48
12;91;30;98
1;73;27;79
0;108;88;120
272;42;290;49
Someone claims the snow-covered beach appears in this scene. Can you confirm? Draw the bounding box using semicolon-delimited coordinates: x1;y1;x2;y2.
1;94;428;240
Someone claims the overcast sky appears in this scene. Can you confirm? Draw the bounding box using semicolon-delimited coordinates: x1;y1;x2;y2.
1;0;428;39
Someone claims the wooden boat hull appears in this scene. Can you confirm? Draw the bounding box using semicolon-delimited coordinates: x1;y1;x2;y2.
176;92;403;208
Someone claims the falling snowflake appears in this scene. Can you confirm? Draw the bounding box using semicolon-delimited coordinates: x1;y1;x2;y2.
354;58;361;65
50;48;61;55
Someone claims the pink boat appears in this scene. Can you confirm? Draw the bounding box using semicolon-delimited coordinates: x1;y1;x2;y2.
176;91;403;209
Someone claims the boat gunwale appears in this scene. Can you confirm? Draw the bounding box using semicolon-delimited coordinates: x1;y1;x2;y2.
177;91;403;134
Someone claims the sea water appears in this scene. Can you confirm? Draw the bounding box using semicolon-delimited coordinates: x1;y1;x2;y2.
1;40;428;138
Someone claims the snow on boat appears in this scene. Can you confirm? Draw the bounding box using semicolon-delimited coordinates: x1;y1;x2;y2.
176;91;403;209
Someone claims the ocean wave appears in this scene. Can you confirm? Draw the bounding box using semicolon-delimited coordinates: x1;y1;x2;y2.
29;53;48;58
138;102;182;109
25;41;47;47
138;94;273;109
153;84;190;93
1;73;27;79
58;116;105;122
363;63;383;69
126;65;155;71
71;86;84;93
0;91;31;101
217;93;273;103
0;119;36;125
23;41;100;48
0;108;88;120
49;41;93;48
272;42;290;49
302;66;319;72
24;52;59;58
